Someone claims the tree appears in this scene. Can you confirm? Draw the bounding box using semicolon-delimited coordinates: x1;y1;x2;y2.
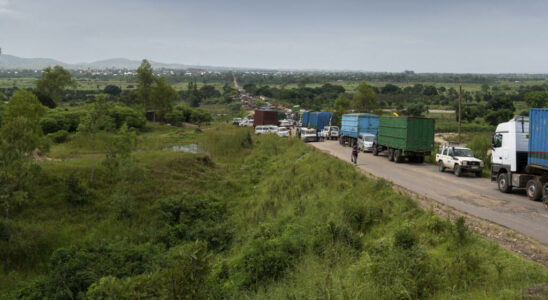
353;81;378;112
423;86;438;96
104;85;122;97
199;85;221;99
136;59;154;108
297;77;309;89
381;84;401;94
333;93;351;125
150;77;177;118
485;109;514;126
481;83;490;93
405;103;427;116
0;90;46;219
78;95;112;185
524;91;548;108
0;91;6;102
486;95;515;112
35;66;76;104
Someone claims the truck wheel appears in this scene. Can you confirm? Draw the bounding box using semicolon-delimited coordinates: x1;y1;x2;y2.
497;173;512;193
372;144;378;156
543;183;548;209
454;165;462;177
438;161;445;172
394;150;402;163
526;179;542;201
388;149;394;161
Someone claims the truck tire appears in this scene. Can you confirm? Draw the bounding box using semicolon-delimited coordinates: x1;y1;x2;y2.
388;149;394;161
394;150;403;163
497;173;512;193
372;144;378;156
543;183;548;209
526;179;542;201
454;165;462;177
438;161;445;172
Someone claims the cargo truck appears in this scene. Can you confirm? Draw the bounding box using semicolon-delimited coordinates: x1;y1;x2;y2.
491;109;548;203
372;116;435;163
253;110;279;127
302;112;310;127
340;113;379;147
308;112;332;131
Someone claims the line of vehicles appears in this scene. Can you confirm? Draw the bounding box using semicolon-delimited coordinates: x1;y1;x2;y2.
243;108;547;204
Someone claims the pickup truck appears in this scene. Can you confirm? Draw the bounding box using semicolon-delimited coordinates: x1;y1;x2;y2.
436;143;484;177
322;126;339;140
300;128;317;143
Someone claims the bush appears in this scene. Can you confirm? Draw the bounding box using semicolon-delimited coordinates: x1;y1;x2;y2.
47;129;70;144
40;109;84;134
63;175;91;205
109;105;146;130
235;223;307;287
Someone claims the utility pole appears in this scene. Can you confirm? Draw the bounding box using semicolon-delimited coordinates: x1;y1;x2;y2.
458;84;462;144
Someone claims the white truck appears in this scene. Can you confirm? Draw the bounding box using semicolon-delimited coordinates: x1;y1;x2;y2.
491;112;548;202
321;126;339;140
300;128;318;143
436;143;484;177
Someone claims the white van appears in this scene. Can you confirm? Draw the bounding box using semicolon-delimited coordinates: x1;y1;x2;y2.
358;133;376;152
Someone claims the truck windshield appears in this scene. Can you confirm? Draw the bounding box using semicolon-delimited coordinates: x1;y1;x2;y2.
454;149;474;157
363;136;374;142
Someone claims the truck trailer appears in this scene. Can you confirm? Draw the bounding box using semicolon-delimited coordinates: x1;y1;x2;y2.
308;112;332;131
491;109;548;203
340;113;379;147
253;110;279;127
372;116;435;163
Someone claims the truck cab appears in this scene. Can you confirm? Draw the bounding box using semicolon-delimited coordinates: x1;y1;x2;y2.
436;143;484;177
322;126;339;140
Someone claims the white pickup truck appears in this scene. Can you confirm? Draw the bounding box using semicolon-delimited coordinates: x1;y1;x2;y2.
321;126;339;140
436;143;484;177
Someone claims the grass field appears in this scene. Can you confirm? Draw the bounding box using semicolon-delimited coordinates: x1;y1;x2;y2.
1;123;547;299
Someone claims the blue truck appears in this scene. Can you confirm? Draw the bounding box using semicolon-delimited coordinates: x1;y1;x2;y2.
308;112;332;131
339;113;379;147
491;108;548;204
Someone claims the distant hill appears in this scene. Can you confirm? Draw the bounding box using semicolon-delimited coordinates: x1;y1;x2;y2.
0;54;230;71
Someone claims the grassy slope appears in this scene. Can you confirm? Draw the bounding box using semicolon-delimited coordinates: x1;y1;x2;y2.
0;124;546;299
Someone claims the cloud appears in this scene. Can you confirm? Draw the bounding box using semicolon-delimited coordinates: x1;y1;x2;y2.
0;0;12;14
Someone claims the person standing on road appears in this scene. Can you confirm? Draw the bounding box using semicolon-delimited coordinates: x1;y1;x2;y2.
351;145;358;165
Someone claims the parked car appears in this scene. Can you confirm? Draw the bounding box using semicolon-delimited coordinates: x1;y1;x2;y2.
300;128;317;143
239;119;253;127
277;127;290;138
436;143;484;177
254;125;271;135
357;133;376;152
322;126;340;140
232;118;242;126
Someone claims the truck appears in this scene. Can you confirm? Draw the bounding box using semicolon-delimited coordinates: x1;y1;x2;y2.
491;109;548;203
436;142;484;177
253;110;278;127
301;112;310;127
322;126;340;140
308;112;332;131
340;113;379;147
372;116;435;163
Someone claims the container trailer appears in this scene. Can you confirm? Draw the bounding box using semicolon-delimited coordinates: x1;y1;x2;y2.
340;113;379;146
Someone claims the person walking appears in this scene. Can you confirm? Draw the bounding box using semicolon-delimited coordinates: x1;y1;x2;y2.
351;145;358;165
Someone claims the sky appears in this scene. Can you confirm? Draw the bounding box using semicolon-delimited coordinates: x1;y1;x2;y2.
1;0;547;73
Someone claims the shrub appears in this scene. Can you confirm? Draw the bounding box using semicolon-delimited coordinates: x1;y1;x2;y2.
342;196;384;233
394;227;418;250
109;105;146;130
63;175;91;205
47;129;70;144
40;109;84;134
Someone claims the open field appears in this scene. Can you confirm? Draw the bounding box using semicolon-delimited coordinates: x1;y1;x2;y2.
1;124;547;299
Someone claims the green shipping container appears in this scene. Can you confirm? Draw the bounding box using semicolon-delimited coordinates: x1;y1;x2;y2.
377;116;435;153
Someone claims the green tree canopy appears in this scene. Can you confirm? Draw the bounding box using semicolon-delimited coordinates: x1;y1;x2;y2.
353;81;378;113
524;91;548;108
35;66;76;104
104;85;122;97
150;77;177;117
136;59;154;107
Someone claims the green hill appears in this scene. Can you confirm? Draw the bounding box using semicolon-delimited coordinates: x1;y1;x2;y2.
0;124;547;299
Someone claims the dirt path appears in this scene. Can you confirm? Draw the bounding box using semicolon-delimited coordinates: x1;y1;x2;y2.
310;140;548;266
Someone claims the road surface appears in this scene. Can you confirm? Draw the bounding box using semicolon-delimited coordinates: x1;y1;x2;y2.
311;140;548;245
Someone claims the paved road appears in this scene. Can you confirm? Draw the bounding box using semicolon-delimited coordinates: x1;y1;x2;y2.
311;140;548;245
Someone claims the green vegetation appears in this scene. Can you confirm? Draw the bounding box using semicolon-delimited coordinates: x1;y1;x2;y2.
1;124;546;299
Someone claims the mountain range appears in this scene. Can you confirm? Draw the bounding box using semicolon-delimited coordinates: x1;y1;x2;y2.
0;54;229;71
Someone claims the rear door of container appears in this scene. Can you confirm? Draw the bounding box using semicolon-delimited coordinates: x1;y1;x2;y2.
528;108;548;168
341;114;359;138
